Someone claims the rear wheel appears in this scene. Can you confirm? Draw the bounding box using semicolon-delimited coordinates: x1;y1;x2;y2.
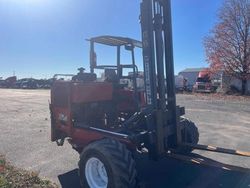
79;139;137;188
177;118;199;154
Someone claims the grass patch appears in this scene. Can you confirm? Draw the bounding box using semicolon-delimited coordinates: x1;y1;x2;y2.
0;155;58;188
0;176;11;188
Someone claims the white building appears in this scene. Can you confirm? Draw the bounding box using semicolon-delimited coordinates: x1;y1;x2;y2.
178;68;206;88
220;72;250;93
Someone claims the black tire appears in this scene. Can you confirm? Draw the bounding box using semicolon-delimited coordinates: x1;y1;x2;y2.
79;138;137;188
177;117;199;154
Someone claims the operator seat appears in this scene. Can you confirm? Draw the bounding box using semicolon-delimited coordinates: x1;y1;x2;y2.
104;69;118;83
72;67;97;82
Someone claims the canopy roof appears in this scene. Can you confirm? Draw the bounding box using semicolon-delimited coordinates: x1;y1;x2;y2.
88;35;142;48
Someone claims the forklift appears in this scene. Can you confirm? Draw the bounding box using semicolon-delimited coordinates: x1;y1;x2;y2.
50;0;250;187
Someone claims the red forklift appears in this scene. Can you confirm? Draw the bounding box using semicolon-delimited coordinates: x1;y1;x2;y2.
50;0;250;187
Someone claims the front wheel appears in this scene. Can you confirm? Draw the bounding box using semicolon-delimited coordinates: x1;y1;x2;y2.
177;118;199;154
79;139;137;188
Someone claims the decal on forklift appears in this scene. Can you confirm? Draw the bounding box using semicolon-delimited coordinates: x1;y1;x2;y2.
144;56;152;105
58;113;68;123
142;31;152;105
142;32;149;48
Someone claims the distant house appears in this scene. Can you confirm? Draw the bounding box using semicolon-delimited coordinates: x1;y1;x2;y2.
220;72;250;93
178;68;207;87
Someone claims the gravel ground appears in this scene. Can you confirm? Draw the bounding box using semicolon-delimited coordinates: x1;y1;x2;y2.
178;93;250;169
0;89;79;185
0;89;249;187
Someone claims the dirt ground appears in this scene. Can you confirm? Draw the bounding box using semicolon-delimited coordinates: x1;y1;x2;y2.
0;89;249;188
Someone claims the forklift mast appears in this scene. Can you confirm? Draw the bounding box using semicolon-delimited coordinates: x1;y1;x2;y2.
141;0;178;114
140;0;181;155
139;0;250;159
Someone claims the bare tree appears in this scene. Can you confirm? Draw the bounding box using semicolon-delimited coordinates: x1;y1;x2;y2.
204;0;250;94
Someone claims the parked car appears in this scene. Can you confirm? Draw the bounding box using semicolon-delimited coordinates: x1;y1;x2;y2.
20;79;38;89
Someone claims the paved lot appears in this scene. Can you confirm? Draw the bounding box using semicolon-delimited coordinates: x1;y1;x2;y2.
0;89;249;187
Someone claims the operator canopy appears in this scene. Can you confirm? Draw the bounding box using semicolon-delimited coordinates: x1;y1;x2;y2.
88;35;142;48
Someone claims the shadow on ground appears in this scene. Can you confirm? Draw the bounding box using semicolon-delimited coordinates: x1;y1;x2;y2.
58;154;250;188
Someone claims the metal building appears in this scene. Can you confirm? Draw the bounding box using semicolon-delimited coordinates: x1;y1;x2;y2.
178;68;206;89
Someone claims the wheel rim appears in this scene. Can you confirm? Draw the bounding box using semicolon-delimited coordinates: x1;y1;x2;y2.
85;157;108;188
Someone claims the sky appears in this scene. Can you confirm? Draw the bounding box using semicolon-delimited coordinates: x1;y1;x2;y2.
0;0;223;79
